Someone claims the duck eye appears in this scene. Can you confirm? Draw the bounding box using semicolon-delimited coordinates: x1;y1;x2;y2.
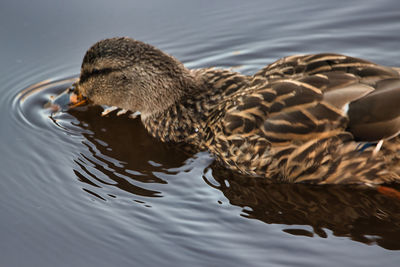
92;68;101;75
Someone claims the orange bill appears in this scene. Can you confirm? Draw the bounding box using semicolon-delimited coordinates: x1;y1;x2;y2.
52;86;87;111
68;90;87;108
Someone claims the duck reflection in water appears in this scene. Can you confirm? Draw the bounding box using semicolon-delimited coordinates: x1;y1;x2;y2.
66;105;193;199
65;105;400;251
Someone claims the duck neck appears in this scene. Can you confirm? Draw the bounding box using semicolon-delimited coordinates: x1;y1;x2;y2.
141;68;250;146
141;70;228;146
140;73;207;146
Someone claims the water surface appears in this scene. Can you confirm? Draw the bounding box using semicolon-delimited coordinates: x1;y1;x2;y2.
1;0;400;266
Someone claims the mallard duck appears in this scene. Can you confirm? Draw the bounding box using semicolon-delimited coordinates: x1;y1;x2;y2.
54;37;400;185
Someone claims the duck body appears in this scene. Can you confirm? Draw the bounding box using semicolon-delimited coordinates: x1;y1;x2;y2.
67;37;400;184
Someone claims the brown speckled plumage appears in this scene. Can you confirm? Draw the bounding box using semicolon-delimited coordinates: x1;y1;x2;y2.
71;37;400;184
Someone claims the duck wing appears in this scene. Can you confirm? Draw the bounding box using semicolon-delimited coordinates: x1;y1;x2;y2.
226;53;400;143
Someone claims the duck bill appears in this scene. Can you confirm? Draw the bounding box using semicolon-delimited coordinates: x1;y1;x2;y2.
53;86;87;111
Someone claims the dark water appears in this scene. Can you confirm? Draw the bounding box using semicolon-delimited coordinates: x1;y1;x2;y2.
1;0;400;266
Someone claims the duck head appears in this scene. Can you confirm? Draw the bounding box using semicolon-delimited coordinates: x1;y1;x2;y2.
53;37;195;118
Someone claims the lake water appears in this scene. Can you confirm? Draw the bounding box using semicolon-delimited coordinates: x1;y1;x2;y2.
1;0;400;266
